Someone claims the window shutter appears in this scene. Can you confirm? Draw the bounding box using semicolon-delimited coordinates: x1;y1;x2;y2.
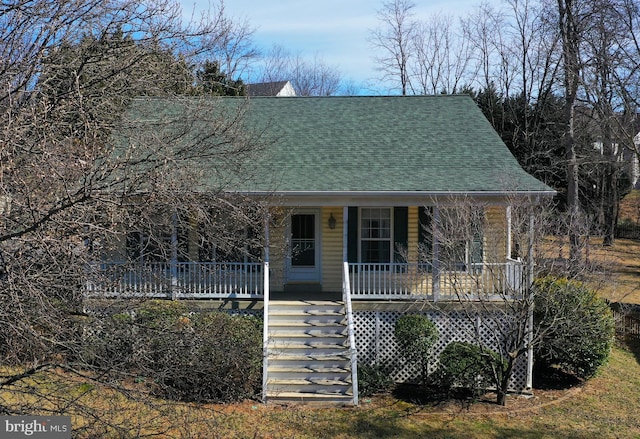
347;206;358;263
418;206;433;262
393;207;408;263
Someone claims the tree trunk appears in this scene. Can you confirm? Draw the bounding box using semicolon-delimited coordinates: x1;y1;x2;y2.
602;128;618;246
558;0;582;264
497;359;514;406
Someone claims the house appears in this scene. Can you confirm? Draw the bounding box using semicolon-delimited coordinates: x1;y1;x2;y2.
246;80;296;97
593;133;640;189
88;95;555;405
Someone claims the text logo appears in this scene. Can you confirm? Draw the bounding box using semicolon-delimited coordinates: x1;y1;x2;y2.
1;416;71;438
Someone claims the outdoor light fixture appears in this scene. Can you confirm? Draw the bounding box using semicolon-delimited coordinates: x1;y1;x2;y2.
328;213;336;230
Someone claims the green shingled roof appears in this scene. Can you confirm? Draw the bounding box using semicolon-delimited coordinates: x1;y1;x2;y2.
124;95;554;195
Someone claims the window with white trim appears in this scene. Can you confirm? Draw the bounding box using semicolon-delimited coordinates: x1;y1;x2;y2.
360;207;392;263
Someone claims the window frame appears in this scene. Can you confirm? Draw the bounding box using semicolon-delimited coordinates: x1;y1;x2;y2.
358;207;393;264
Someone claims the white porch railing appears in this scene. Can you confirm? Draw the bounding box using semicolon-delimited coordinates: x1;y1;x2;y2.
348;260;524;301
85;260;523;301
85;261;264;299
342;262;359;405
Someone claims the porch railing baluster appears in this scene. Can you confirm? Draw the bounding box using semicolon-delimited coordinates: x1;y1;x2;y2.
86;260;521;302
346;261;523;300
86;261;263;299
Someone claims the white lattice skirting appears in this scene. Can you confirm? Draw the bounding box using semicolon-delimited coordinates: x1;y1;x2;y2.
353;310;529;392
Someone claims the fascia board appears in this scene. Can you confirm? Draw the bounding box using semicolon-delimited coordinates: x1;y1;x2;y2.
235;190;557;207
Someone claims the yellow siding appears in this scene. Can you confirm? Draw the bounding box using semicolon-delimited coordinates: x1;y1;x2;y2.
485;206;507;262
267;209;287;291
321;208;343;291
407;206;419;263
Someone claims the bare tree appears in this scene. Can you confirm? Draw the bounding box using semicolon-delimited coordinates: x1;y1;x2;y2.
258;44;344;96
554;0;585;262
579;0;640;245
410;13;474;94
427;199;538;406
0;0;265;429
369;0;417;95
425;193;611;406
188;1;259;79
460;3;509;95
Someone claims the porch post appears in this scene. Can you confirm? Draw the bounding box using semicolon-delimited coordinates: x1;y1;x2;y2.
432;206;440;301
342;207;348;263
262;211;270;403
170;211;178;300
506;206;512;259
342;206;349;295
526;210;535;391
264;214;270;302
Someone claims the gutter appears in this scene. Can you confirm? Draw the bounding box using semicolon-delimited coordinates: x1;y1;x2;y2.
232;190;557;206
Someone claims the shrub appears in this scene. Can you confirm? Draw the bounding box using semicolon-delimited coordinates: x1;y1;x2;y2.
82;301;263;403
135;300;188;328
433;341;504;399
394;314;438;383
358;363;393;397
534;277;615;380
150;311;263;402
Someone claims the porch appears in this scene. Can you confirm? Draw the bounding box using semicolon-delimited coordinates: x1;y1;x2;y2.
85;259;525;301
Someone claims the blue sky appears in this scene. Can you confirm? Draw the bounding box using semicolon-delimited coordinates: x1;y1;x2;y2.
181;0;494;92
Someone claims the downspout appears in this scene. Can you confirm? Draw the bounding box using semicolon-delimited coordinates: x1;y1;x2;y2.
262;212;271;403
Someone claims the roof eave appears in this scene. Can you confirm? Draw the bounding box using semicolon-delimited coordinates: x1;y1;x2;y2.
232;190;557;207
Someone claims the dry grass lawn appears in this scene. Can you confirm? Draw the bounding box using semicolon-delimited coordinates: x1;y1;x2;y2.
541;236;640;303
3;343;640;438
539;190;640;303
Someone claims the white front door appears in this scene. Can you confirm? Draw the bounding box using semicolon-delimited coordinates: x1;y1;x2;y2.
287;210;321;283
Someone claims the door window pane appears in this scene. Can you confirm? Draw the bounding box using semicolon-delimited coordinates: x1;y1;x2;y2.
292;214;315;266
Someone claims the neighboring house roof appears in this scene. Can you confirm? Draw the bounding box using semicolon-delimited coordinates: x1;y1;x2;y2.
247;81;296;97
122;95;555;202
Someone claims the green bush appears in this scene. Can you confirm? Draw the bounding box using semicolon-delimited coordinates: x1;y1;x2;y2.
358;363;394;397
394;314;438;383
433;341;504;399
149;311;263;402
534;277;615;380
135;300;188;328
82;301;263;403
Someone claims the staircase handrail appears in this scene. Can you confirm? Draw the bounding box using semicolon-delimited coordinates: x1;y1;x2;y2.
343;261;359;405
261;260;270;403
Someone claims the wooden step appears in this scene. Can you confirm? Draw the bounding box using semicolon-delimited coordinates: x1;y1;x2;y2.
269;300;344;306
264;300;354;405
268;366;350;374
268;352;351;361
268;320;346;327
267;378;351;386
265;391;354;403
267;330;347;338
